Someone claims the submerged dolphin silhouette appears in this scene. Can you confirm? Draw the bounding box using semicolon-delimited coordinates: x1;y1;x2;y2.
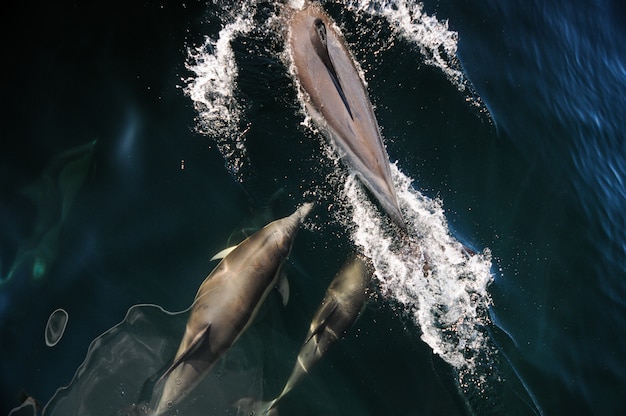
150;202;314;415
1;140;96;286
236;253;373;415
287;2;406;230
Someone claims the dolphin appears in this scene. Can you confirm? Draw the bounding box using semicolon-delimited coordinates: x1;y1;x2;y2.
150;202;314;415
1;140;96;286
287;2;406;230
236;253;373;415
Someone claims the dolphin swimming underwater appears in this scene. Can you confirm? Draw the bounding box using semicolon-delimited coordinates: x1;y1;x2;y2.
150;202;314;415
1;140;96;286
236;253;373;415
287;2;406;230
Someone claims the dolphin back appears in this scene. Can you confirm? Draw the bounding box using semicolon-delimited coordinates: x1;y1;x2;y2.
151;203;313;415
234;253;373;415
288;3;405;230
304;253;373;363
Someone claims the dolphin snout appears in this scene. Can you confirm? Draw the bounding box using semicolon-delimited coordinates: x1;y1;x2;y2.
296;202;315;220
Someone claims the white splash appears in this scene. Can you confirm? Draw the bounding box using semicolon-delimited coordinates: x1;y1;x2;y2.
345;0;465;90
342;163;494;371
183;10;255;181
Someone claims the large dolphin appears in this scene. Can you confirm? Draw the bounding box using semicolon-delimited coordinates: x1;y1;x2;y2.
236;253;373;415
287;2;406;230
149;202;314;415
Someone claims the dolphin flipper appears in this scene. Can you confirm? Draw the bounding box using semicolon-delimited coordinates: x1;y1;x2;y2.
210;245;239;262
277;272;290;306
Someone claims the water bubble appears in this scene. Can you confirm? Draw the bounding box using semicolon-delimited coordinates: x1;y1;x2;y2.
183;9;255;182
167;401;174;409
215;369;224;379
45;308;69;347
175;377;182;385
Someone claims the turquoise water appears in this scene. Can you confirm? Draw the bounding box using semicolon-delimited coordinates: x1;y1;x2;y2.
2;0;625;415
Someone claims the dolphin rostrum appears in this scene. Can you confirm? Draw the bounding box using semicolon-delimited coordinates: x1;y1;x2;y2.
287;2;406;230
236;253;373;415
150;202;314;415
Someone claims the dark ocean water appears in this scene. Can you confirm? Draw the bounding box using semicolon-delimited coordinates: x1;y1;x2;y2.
1;1;625;415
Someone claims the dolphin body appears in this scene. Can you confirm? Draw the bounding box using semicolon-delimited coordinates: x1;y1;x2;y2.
236;253;373;415
150;202;314;415
287;2;406;230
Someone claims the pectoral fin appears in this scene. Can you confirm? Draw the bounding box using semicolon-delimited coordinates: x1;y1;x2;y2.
276;272;290;306
210;245;238;262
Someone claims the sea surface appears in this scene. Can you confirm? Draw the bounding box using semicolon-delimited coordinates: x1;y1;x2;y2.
1;0;625;415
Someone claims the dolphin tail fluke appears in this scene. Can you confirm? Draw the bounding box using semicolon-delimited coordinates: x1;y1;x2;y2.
233;397;279;416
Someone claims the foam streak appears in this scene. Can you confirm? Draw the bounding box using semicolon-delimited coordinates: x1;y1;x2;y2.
184;10;255;181
343;163;493;371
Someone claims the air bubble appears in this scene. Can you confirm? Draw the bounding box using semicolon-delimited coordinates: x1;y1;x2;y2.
45;308;69;347
116;383;126;397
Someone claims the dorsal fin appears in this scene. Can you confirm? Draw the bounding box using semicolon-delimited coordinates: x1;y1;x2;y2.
305;300;339;344
156;324;212;386
310;18;354;120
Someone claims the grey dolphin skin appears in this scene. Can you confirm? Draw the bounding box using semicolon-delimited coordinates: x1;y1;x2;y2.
287;2;406;230
236;253;373;415
150;202;314;415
